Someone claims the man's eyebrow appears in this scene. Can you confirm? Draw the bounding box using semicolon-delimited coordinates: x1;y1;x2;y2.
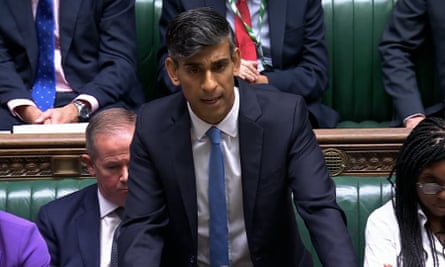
183;62;201;67
213;58;230;65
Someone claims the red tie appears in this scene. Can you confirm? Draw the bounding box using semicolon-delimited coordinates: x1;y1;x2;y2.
235;0;257;61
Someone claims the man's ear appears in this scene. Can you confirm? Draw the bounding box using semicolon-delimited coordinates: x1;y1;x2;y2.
81;154;96;177
232;48;241;76
165;57;181;86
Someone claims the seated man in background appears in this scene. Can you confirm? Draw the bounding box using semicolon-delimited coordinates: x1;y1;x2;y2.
0;0;144;131
157;0;339;128
0;210;50;267
380;0;445;128
36;108;136;267
119;7;357;266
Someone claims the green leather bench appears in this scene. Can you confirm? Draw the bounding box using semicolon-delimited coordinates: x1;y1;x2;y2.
135;0;438;127
0;176;391;266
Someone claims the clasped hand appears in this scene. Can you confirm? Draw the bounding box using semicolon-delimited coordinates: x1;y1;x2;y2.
15;103;79;124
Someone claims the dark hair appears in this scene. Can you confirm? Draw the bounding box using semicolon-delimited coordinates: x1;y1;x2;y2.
166;7;236;60
391;117;445;266
85;108;136;160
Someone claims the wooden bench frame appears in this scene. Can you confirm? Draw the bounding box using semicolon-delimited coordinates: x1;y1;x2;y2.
0;128;410;180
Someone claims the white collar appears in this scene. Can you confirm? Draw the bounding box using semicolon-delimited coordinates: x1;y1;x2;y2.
97;189;120;219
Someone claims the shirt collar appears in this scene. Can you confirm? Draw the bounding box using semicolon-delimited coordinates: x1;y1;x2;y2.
97;189;120;219
188;87;240;141
418;204;428;226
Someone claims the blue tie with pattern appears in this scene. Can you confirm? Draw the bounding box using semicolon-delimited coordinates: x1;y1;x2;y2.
206;126;229;267
32;0;56;111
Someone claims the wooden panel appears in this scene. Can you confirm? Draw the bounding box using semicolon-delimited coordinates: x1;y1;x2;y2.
0;128;410;179
314;128;410;176
0;133;88;180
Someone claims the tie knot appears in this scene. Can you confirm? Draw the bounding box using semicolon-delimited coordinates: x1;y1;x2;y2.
114;207;124;220
206;127;221;145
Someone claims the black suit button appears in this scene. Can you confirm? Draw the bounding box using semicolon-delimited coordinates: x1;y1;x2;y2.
189;256;195;264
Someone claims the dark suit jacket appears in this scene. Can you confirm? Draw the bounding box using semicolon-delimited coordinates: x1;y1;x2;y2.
119;78;357;267
37;184;101;267
156;0;339;128
379;0;445;125
0;0;143;111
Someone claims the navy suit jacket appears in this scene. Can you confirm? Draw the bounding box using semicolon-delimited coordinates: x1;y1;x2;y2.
0;0;144;111
37;184;101;267
157;0;339;128
379;0;445;125
119;78;357;267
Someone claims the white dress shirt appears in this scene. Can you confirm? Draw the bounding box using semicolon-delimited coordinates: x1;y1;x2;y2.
364;200;445;266
188;87;253;267
98;190;121;267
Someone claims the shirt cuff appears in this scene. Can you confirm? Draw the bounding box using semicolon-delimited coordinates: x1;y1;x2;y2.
73;94;99;113
8;99;36;117
403;113;425;125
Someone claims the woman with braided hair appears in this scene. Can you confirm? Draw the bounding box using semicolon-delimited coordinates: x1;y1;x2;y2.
364;117;445;267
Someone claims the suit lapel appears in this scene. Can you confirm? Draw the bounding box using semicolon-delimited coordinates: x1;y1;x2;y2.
267;0;286;67
168;98;198;247
59;0;83;59
76;187;101;266
6;0;38;73
237;80;264;232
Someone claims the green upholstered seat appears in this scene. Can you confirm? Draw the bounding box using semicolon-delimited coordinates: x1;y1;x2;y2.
135;0;162;101
0;178;95;221
321;0;437;126
297;176;392;266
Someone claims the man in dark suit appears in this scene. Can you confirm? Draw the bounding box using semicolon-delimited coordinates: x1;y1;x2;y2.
157;0;338;128
0;0;144;130
380;0;445;128
119;7;357;267
36;108;136;267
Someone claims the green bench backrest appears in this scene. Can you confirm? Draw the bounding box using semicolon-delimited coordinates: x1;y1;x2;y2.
0;178;96;221
297;176;392;266
321;0;438;124
135;0;162;101
136;0;438;124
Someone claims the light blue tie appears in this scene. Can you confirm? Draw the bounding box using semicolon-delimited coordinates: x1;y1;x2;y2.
32;0;56;111
206;126;229;267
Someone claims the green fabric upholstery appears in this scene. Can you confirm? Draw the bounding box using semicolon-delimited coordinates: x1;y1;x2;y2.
297;176;392;266
135;0;162;101
0;178;95;222
135;0;437;126
321;0;437;125
0;176;390;265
